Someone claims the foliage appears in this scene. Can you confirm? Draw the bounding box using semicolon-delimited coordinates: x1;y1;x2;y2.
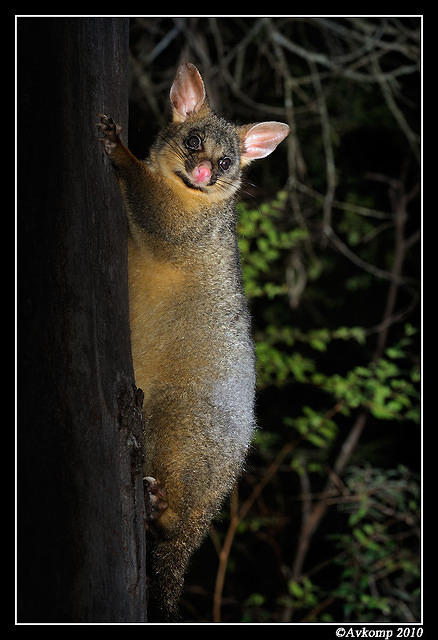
227;193;420;623
238;193;419;426
330;465;420;622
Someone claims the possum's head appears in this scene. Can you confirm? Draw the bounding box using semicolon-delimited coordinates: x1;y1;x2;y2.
149;63;290;204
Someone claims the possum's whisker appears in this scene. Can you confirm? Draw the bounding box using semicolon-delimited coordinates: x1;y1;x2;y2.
157;131;189;165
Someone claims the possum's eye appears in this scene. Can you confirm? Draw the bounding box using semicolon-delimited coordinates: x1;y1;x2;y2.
185;134;202;150
219;157;232;171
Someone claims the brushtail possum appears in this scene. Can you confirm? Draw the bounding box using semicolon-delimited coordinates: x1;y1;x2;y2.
97;62;289;621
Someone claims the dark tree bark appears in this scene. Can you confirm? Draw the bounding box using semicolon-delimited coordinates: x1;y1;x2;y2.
17;17;147;622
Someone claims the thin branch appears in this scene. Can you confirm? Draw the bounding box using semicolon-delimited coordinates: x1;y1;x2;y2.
326;227;407;284
295;181;394;219
281;411;368;622
267;17;316;277
300;595;336;623
221;66;288;117
142;20;183;65
309;59;336;240
316;17;419;61
371;54;420;161
373;175;410;359
270;28;418;83
364;286;419;337
212;439;300;622
220;18;270;69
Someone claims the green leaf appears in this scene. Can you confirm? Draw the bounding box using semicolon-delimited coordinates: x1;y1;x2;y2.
349;504;368;526
385;347;405;359
244;593;266;607
307;433;328;448
288;581;304;597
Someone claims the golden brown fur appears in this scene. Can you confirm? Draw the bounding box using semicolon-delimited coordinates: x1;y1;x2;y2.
97;62;289;620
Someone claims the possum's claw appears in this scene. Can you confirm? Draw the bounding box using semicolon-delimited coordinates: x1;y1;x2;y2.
96;113;122;155
143;476;168;528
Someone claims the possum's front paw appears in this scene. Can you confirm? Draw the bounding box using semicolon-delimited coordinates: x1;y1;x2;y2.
144;476;168;528
96;113;122;155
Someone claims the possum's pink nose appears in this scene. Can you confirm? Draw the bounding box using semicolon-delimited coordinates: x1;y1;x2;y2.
192;160;212;184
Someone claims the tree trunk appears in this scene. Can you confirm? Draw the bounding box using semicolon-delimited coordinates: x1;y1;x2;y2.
17;17;147;622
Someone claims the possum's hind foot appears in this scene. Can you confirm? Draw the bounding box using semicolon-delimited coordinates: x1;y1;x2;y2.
143;476;168;528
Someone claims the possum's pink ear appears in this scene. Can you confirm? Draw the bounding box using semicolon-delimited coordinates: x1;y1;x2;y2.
170;63;206;122
239;121;290;164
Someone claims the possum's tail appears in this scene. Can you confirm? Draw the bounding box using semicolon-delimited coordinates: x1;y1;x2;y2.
147;525;207;622
148;538;188;621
